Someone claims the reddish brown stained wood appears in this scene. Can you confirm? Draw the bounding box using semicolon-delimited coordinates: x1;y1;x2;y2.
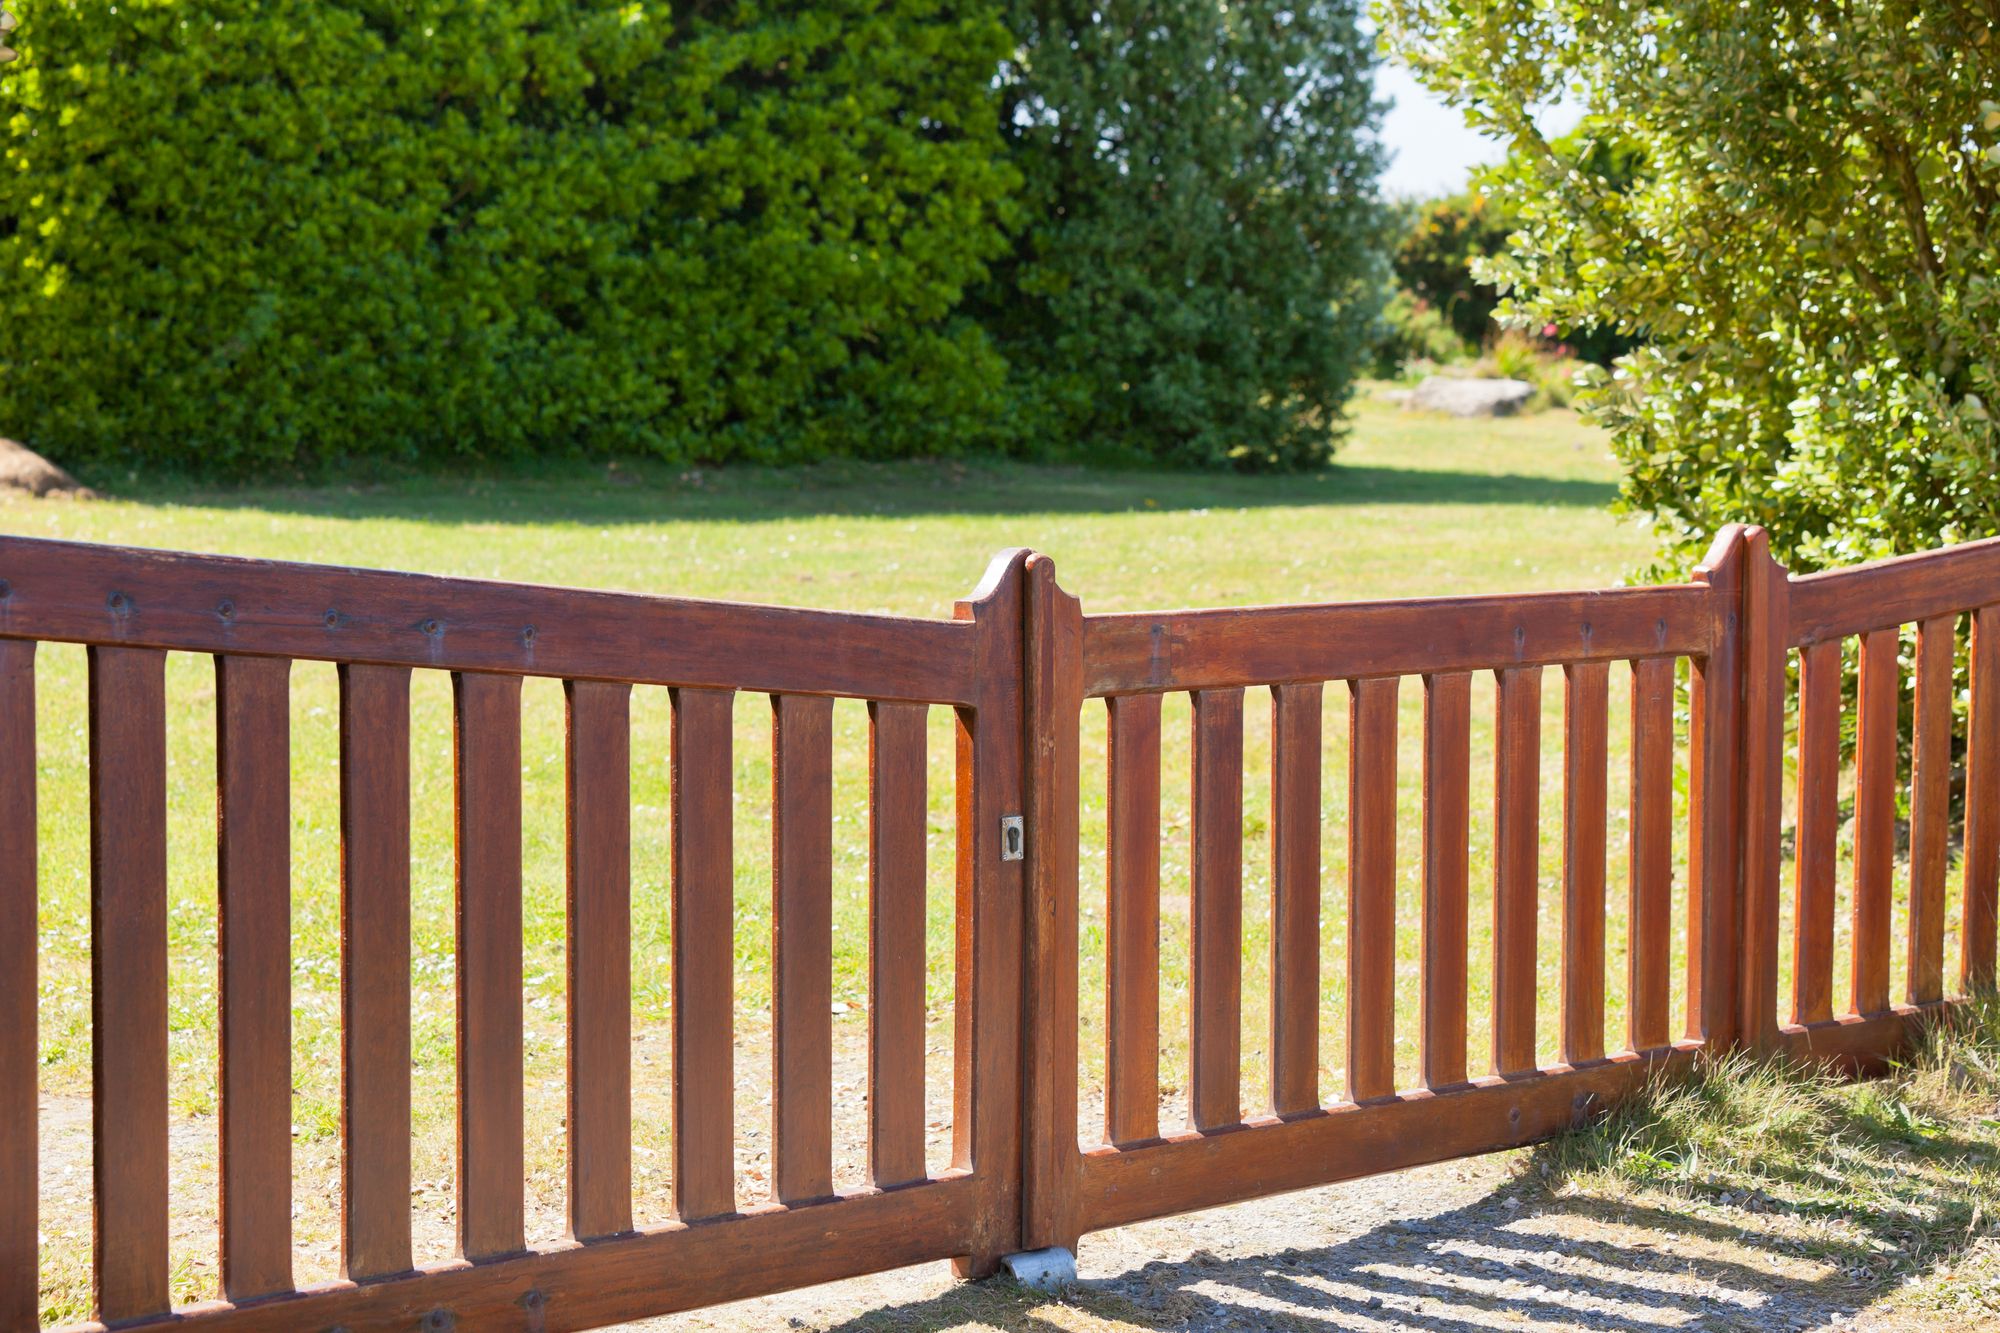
0;534;974;704
565;680;633;1241
89;645;172;1322
0;641;35;1333
1269;683;1322;1116
216;654;295;1299
949;551;1027;1275
1347;677;1399;1102
339;664;413;1280
1081;584;1706;697
1492;666;1541;1076
1792;641;1842;1026
455;672;525;1261
1021;556;1083;1251
1627;657;1675;1052
1560;661;1609;1066
1105;694;1163;1145
1078;1044;1698;1236
672;687;737;1222
1779;1003;1951;1079
1908;616;1954;1004
1966;606;2000;989
1420;672;1472;1089
1189;687;1245;1130
1852;629;1898;1016
1737;530;1789;1049
1790;534;2000;643
1687;527;1745;1046
55;1174;984;1333
867;702;928;1188
772;693;835;1205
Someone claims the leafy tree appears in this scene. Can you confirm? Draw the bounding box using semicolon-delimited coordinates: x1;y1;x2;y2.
1392;188;1516;349
1376;0;2000;571
987;0;1390;470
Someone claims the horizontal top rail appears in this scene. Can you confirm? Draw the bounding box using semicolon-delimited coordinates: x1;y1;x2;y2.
0;535;977;702
1081;582;1710;696
1789;535;2000;644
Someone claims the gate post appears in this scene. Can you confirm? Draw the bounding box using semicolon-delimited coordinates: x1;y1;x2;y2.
1688;526;1748;1050
1017;554;1084;1259
951;551;1032;1278
1737;528;1791;1052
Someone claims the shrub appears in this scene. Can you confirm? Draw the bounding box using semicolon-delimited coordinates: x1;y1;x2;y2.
984;0;1391;471
1370;290;1474;378
0;0;1018;474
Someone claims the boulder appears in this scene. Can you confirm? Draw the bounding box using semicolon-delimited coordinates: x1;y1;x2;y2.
1408;375;1534;418
0;437;96;498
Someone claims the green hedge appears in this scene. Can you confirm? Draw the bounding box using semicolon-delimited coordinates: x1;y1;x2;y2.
0;0;1017;472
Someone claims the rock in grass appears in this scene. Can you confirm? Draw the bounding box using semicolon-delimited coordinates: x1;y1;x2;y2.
1408;375;1534;418
0;437;96;498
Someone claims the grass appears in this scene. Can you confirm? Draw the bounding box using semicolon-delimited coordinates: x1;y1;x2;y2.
5;398;1934;1325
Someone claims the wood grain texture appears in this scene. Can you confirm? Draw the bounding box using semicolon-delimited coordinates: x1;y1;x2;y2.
1189;688;1245;1130
339;663;413;1280
1082;584;1706;697
565;680;633;1241
0;641;34;1333
1021;555;1083;1250
1967;606;2000;990
1852;629;1898;1016
455;672;526;1261
1560;661;1609;1066
0;533;973;704
1908;617;1954;1005
1347;677;1399;1102
671;687;737;1222
1627;657;1676;1052
216;654;295;1299
89;645;172;1323
1421;672;1472;1089
1687;528;1745;1047
1737;530;1789;1049
1790;534;2000;643
1269;684;1322;1116
1492;666;1541;1076
772;693;835;1205
867;702;928;1188
1105;693;1163;1145
1792;641;1842;1026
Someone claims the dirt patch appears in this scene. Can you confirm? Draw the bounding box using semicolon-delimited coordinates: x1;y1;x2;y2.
0;437;95;498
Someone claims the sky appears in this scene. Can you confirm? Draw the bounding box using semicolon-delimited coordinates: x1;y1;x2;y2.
1375;58;1583;199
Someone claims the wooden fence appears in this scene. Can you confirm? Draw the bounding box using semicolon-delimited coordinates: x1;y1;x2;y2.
0;524;1992;1331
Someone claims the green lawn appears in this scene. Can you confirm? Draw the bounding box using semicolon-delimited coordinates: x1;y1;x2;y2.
10;401;1717;1321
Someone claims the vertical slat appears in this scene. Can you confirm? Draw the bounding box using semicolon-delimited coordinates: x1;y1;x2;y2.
1420;671;1471;1089
1560;661;1608;1066
1966;606;2000;990
88;646;171;1322
1852;629;1898;1016
1269;684;1321;1116
867;701;928;1187
216;654;294;1299
565;679;632;1241
1792;641;1841;1025
1492;666;1541;1076
772;693;834;1204
1737;530;1789;1050
455;672;524;1261
339;663;412;1280
1628;657;1675;1052
1908;616;1954;1004
1020;556;1083;1252
0;642;35;1333
671;687;736;1221
1347;677;1399;1102
1189;687;1244;1130
1688;528;1745;1046
1105;694;1162;1145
